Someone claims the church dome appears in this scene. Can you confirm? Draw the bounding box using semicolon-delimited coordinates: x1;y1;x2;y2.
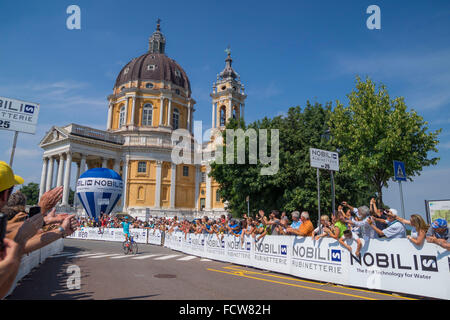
114;20;191;93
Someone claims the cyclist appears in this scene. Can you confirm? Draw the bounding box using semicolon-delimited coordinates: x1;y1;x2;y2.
121;217;132;244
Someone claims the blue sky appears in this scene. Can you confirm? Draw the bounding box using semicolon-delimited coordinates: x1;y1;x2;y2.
0;0;449;220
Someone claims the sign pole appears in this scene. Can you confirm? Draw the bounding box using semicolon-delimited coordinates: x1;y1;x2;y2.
9;131;19;167
246;196;250;217
317;168;321;231
330;170;335;216
398;181;406;219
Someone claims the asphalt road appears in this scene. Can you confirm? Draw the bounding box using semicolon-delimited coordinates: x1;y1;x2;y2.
7;239;418;300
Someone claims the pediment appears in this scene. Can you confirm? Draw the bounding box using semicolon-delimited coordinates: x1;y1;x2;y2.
39;126;69;147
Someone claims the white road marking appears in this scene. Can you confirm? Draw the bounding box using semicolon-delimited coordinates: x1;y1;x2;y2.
49;252;104;259
177;256;197;261
110;255;136;259
87;254;122;259
154;254;180;260
200;258;212;261
131;254;162;260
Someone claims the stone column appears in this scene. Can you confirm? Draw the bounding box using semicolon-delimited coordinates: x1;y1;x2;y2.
212;103;216;128
170;163;176;209
113;159;120;173
124;97;129;126
167;98;172;127
159;97;164;126
39;157;48;199
187;104;191;132
102;157;108;168
130;96;136;127
122;159;129;211
205;165;211;210
155;161;162;208
62;152;72;206
194;166;200;211
107;103;112;130
80;154;87;175
73;162;81;208
45;156;54;192
56;154;65;187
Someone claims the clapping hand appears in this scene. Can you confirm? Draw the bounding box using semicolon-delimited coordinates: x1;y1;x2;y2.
39;186;63;215
43;208;69;225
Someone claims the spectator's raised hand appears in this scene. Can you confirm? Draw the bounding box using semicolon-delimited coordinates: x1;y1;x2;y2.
60;214;78;236
39;186;63;215
12;214;43;247
0;238;20;263
43;208;69;225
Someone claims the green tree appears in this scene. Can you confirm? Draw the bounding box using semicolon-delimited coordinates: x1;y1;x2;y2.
69;188;75;206
20;182;40;205
210;102;375;225
329;76;441;206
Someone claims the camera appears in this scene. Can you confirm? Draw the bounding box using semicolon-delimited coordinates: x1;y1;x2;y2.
28;206;41;218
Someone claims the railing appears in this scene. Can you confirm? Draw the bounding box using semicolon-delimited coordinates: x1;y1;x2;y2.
124;135;192;150
67;124;125;145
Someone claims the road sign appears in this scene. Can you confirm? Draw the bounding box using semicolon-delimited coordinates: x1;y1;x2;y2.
0;96;40;134
393;160;407;181
309;148;339;171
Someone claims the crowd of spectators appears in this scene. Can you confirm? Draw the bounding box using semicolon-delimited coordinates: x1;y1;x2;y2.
0;161;79;299
87;198;449;253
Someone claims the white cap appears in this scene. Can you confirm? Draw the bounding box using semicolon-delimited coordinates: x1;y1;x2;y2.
389;209;398;216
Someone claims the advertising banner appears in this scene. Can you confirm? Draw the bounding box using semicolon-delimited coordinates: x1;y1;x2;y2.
68;227;147;244
425;199;450;224
68;228;450;299
147;229;162;245
309;147;339;171
0;96;40;134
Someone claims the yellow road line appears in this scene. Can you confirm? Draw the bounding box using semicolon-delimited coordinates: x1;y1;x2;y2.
223;266;417;300
207;268;377;300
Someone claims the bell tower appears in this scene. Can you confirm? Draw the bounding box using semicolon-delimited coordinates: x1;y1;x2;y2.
210;47;247;131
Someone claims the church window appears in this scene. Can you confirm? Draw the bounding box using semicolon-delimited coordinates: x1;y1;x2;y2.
216;190;221;202
175;89;180;95
119;106;126;127
137;186;145;200
124;67;129;74
173;108;180;129
138;161;147;173
142;104;153;126
175;69;181;77
201;171;206;182
147;64;156;71
220;106;226;126
146;83;154;89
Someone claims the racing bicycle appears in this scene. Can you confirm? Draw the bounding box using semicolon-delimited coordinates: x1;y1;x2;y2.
122;235;138;255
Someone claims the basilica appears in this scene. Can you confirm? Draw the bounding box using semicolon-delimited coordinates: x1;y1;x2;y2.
38;21;247;220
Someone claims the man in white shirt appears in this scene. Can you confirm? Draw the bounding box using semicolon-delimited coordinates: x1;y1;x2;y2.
368;209;406;239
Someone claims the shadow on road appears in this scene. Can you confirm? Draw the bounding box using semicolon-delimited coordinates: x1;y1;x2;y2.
7;246;94;300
